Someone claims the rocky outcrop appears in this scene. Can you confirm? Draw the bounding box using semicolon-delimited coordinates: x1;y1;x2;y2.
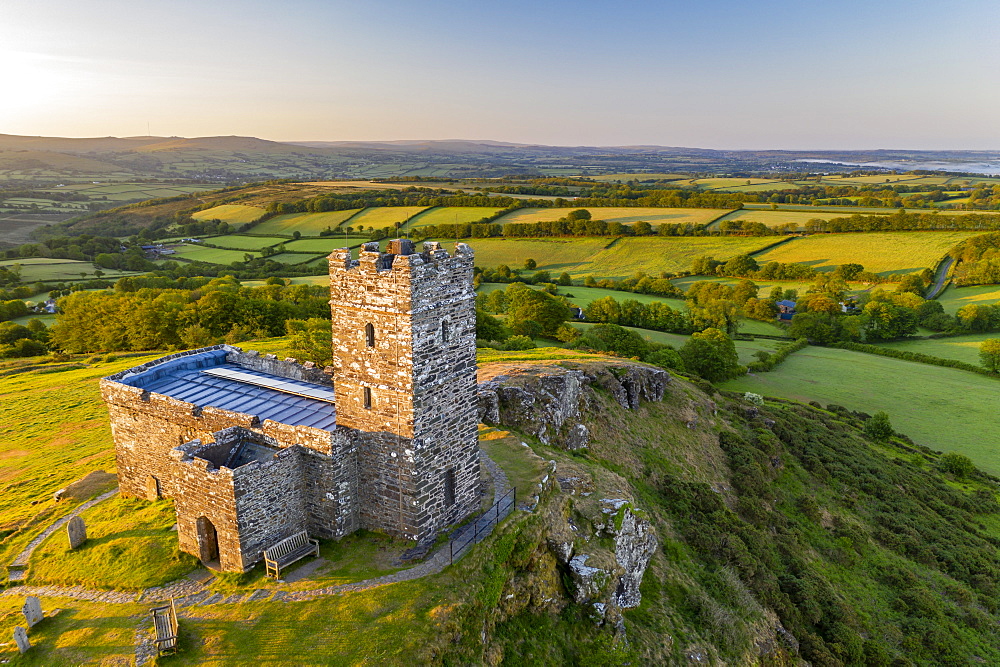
477;363;669;450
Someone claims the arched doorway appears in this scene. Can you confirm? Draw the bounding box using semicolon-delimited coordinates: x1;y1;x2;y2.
196;516;220;565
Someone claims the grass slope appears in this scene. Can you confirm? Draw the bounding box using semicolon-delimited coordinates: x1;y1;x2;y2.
937;284;1000;314
204;234;286;250
721;345;1000;473
405;206;504;229
752;231;977;275
874;333;1000;366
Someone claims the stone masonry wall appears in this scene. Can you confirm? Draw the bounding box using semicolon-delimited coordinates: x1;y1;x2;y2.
170;439;244;571
328;241;481;541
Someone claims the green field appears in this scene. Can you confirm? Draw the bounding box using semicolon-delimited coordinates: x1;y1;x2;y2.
284;236;370;253
752;232;977;275
937;284;1000;314
722;346;1000;473
191;204;267;224
713;209;872;229
874;333;1000;366
465;236;778;280
171;244;254;264
204;234;286;250
346;206;430;230
570;322;783;365
494;207;729;227
405;206;505;229
268;252;326;265
0;258;136;282
251;209;363;235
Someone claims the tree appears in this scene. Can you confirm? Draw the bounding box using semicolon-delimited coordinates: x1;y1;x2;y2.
524;258;537;270
566;209;591;221
679;328;744;382
286;318;333;367
476;309;508;342
938;452;975;479
863;411;893;441
980;338;1000;371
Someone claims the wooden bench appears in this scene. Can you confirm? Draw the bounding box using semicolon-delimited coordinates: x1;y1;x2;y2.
264;531;320;579
151;598;178;655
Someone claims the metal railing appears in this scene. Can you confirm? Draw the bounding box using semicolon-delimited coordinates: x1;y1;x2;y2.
449;486;516;565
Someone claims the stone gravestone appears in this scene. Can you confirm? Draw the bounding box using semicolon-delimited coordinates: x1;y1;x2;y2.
13;626;30;654
67;515;87;549
22;596;42;627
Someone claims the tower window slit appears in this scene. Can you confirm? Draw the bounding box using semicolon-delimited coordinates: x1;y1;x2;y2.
444;468;456;506
363;386;372;409
365;323;375;347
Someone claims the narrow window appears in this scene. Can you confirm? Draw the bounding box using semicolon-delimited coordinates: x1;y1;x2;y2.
441;320;450;343
363;386;372;410
444;468;456;506
365;323;375;348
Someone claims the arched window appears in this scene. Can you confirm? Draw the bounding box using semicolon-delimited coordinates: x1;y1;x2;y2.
441;320;450;343
365;323;375;348
363;386;372;410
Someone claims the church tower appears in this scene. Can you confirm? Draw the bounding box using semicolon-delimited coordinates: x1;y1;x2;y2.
327;240;480;540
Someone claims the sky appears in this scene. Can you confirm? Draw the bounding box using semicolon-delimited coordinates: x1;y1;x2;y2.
1;0;999;149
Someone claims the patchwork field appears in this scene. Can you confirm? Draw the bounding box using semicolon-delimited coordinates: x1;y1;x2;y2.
191;204;267;225
937;285;1000;314
461;238;610;273
405;206;505;229
204;234;286;250
712;209;883;229
493;207;730;227
251;209;363;235
722;346;1000;474
752;232;977;275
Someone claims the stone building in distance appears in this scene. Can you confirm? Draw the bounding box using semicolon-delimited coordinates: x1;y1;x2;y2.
100;240;481;572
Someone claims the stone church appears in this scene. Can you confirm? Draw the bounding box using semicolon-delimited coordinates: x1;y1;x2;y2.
101;240;481;572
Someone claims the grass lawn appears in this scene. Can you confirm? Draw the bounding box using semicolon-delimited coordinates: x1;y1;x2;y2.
873;333;1000;366
937;284;1000;314
251;209;363;235
191;204;267;225
752;232;977;276
721;346;1000;474
29;496;198;589
405;206;505;229
494;207;730;227
171;244;254;264
204;234;286;250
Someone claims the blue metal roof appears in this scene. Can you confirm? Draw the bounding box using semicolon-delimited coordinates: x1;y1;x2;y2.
119;351;337;431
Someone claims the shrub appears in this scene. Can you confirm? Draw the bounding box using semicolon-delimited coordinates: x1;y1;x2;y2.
938;452;976;480
862;411;893;441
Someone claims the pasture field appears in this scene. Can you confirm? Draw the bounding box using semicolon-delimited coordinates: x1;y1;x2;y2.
874;333;1000;367
204;234;286;250
0;257;136;282
583;173;690;182
494;207;730;227
461;237;610;274
722;346;1000;474
570;322;783;365
712;209;874;229
937;285;1000;314
268;252;326;265
191;204;267;224
464;236;778;280
284;236;370;253
752;231;977;275
405;206;505;229
345;206;430;230
251;209;363;235
585;237;779;279
170;244;254;264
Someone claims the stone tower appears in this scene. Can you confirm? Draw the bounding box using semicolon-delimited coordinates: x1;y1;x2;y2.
328;240;480;541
